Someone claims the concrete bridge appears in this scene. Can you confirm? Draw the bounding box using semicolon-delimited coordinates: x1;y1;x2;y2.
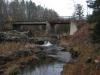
12;20;78;35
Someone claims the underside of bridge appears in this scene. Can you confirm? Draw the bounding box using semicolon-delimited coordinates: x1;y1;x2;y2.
12;20;77;35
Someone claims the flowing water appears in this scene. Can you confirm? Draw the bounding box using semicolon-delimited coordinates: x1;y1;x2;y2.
18;52;71;75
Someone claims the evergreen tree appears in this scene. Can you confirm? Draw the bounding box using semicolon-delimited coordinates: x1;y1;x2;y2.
0;0;59;30
0;0;6;30
73;4;84;20
92;21;100;42
88;0;100;43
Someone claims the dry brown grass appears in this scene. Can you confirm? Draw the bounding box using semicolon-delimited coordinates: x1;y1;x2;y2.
0;42;37;75
61;24;100;75
0;42;26;55
62;43;94;75
4;64;19;75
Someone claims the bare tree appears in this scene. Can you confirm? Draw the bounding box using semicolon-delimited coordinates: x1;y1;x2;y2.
0;0;59;30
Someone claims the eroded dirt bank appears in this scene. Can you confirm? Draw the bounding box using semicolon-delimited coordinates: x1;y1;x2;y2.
61;24;100;75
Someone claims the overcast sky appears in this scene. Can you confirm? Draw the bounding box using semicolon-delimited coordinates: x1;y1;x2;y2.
9;0;92;16
29;0;92;16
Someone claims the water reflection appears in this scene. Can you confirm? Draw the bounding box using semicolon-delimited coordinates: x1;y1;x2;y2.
18;52;71;75
19;62;64;75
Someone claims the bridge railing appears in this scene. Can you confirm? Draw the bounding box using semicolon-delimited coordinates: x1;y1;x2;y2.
59;16;72;19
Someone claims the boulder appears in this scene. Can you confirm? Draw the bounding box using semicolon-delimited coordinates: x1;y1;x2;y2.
70;49;80;59
0;56;13;65
8;49;33;59
36;51;46;59
0;32;6;41
0;69;4;75
13;50;33;58
85;57;92;63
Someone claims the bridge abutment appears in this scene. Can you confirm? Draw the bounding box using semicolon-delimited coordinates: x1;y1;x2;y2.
70;22;78;35
46;21;51;33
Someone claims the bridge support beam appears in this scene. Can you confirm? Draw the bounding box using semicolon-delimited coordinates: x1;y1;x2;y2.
13;24;21;30
50;25;56;34
70;22;78;35
46;21;51;33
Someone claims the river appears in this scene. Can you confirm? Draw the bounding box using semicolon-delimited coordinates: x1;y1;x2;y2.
18;52;71;75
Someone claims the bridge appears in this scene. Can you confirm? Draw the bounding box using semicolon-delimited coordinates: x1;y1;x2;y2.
12;19;78;35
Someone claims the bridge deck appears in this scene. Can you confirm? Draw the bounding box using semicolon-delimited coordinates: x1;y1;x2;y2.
12;20;70;25
12;20;71;30
13;22;47;25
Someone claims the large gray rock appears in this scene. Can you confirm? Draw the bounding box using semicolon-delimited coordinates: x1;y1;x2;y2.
0;31;29;41
5;49;34;60
48;52;72;63
36;51;46;59
12;49;33;58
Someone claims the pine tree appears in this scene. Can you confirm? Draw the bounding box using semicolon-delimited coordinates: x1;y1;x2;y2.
88;0;100;43
73;4;84;20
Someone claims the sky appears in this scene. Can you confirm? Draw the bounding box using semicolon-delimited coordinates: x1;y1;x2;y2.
9;0;93;16
29;0;92;16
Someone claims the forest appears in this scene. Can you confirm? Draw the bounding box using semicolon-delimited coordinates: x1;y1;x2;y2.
0;0;59;30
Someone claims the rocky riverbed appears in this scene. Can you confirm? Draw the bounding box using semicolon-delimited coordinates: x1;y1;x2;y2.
0;42;74;75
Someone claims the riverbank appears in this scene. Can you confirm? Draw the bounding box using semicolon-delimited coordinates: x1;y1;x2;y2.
0;42;46;75
61;24;100;75
0;41;72;75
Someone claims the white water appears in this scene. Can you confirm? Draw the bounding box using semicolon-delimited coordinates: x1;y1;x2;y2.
41;41;53;47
